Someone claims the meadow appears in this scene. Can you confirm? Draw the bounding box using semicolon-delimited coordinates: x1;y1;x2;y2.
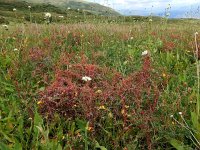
0;7;200;150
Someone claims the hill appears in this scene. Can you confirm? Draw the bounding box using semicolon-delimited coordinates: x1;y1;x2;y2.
0;0;121;24
15;0;120;16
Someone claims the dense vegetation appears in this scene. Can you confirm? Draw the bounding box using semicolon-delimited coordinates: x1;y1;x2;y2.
0;1;200;150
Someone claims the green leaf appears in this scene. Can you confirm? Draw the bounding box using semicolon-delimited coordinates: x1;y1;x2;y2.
191;112;200;141
170;139;186;150
0;130;14;143
34;111;43;127
95;141;107;150
13;142;22;150
75;119;87;131
57;144;62;150
0;142;10;150
191;112;200;131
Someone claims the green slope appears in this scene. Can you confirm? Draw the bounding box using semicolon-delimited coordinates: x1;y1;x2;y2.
15;0;120;16
0;0;121;24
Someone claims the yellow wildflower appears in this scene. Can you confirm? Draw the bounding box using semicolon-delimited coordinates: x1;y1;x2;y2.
121;109;125;115
162;73;166;78
98;105;106;110
125;105;129;109
95;89;102;94
86;126;93;131
37;101;43;105
108;112;113;118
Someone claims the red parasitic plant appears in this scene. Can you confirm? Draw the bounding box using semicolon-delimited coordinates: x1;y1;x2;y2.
38;53;160;149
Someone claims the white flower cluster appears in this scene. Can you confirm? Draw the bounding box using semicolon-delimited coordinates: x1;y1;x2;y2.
44;12;51;18
142;50;148;56
58;16;64;18
82;76;92;82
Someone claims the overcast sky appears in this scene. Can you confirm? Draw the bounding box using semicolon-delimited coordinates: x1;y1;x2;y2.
86;0;200;16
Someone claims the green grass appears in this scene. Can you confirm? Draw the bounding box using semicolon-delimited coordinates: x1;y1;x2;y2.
0;5;200;150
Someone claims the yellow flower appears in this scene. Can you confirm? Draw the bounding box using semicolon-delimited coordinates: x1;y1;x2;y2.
37;101;43;105
95;90;102;94
98;105;106;110
86;126;93;131
125;105;129;109
121;109;125;115
108;112;113;118
162;73;166;78
186;50;190;53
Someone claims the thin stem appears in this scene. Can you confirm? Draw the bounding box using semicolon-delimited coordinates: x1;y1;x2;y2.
178;115;200;147
194;33;199;116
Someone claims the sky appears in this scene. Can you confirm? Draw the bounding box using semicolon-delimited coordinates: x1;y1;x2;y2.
86;0;200;17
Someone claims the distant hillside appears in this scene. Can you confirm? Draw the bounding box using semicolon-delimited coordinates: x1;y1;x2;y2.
0;0;122;24
15;0;121;16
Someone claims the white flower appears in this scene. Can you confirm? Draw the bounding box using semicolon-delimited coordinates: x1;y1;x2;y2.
82;76;92;81
195;32;198;35
58;15;64;18
170;115;174;118
77;8;80;11
178;112;182;115
44;12;51;18
130;37;133;40
28;6;31;9
14;48;18;51
67;7;71;10
142;50;148;56
13;8;16;11
149;19;152;22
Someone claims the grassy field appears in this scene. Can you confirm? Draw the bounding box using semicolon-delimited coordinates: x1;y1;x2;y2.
0;7;200;150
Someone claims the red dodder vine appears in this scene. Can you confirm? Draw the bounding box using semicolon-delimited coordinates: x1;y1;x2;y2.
38;53;160;149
